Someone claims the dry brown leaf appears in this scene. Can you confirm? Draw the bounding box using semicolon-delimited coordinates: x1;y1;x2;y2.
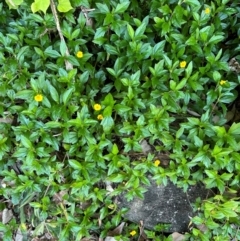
80;237;97;241
197;224;208;232
107;222;125;236
2;208;13;224
137;220;148;241
171;232;185;241
52;190;68;204
105;237;123;241
140;140;152;154
229;58;240;73
14;228;23;241
0;118;13;123
105;181;114;193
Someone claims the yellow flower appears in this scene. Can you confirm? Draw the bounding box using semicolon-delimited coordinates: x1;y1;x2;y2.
205;8;210;14
76;51;83;58
154;160;161;167
97;114;103;120
34;94;43;102
93;104;101;111
180;61;187;68
130;230;137;236
220;80;227;85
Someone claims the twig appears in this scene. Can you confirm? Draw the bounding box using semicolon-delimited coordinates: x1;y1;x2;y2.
81;6;95;27
50;0;73;70
0;118;13;124
38;28;56;38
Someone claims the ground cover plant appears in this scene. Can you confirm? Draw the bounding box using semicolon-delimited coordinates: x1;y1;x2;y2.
0;0;240;240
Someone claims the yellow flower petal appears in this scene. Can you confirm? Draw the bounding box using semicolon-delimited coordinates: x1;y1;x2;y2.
180;61;187;68
97;114;103;120
205;8;210;14
154;160;161;167
93;104;101;111
76;51;83;58
34;94;43;102
220;80;227;85
130;230;137;236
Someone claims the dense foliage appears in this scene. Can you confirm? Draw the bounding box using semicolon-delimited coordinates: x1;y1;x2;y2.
0;0;240;240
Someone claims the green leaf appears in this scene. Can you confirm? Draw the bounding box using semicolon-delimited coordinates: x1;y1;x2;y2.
152;41;166;58
221;208;238;218
60;41;67;56
21;135;32;149
185;0;200;7
114;104;131;115
45;121;62;128
101;116;114;132
49;85;59;103
44;46;61;58
69;159;82;170
104;44;119;55
102;93;115;107
220;173;233;181
163;54;172;68
228;122;240;135
29;202;42;208
112;144;119;155
106;68;116;77
80;71;89;84
71;29;80;39
170;80;176;90
107;173;125;183
103;12;113;26
34;47;44;57
32;222;45;236
176;78;187;90
5;0;23;9
135;21;147;38
17;46;30;63
215;49;222;61
62;87;74;105
31;0;50;13
208;35;224;45
103;106;113;116
16;90;34;100
127;24;135;40
67;56;80;66
114;1;130;14
211;210;225;219
212;71;221;81
205;170;218;179
222;200;239;210
96;3;110;13
185;61;193;78
219;92;236;104
42;96;52;108
57;0;73;12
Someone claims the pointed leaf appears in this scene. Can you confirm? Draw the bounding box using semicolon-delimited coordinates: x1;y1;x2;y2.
57;0;73;12
21;135;32;149
114;1;130;13
31;0;50;13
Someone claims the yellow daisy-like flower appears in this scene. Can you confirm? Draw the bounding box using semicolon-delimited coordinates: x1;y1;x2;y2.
76;51;83;58
130;230;137;236
154;160;161;167
93;104;101;111
220;80;227;85
180;61;187;68
34;94;43;102
205;8;210;14
97;114;103;120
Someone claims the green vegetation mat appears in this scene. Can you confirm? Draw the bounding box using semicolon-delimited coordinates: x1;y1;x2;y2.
0;0;240;240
